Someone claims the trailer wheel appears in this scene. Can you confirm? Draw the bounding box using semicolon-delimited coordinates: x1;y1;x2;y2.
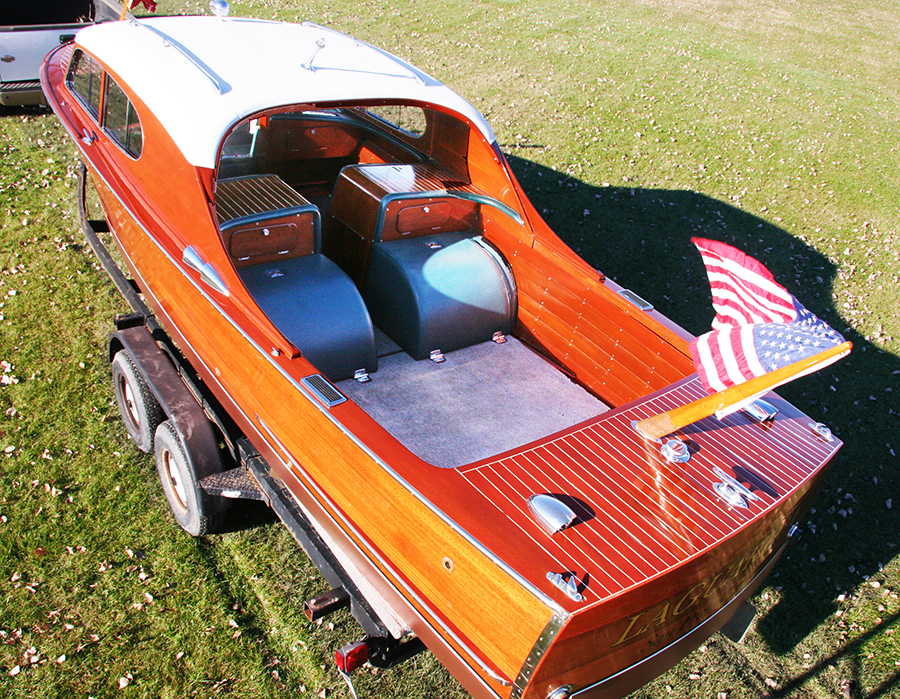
154;421;223;536
112;349;163;453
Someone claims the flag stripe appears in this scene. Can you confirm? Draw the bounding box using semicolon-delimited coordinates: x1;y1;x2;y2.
740;324;767;377
705;271;796;322
717;328;747;387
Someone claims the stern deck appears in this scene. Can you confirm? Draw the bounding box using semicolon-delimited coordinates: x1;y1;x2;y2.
458;377;841;602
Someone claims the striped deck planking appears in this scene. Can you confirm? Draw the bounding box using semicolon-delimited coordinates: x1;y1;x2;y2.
459;376;840;603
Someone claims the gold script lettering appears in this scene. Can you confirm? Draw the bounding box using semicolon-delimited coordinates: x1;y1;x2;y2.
648;602;670;628
609;539;776;650
611;612;647;648
673;581;707;616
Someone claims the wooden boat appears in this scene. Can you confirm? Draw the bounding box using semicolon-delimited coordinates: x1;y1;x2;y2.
41;10;846;699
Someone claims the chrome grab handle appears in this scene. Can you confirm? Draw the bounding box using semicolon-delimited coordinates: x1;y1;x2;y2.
81;128;95;146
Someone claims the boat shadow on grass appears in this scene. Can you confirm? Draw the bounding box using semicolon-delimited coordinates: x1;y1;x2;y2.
507;154;900;693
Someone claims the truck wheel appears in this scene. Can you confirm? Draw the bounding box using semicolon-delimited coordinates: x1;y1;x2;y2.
112;349;164;453
154;421;224;536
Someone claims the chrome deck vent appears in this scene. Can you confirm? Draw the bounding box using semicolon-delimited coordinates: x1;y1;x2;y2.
301;374;347;408
528;494;577;535
742;399;778;423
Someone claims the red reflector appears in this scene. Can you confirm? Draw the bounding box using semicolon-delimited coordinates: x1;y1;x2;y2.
335;640;369;673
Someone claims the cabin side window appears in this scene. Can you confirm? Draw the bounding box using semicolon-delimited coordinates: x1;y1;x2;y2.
66;49;102;120
365;105;426;138
103;77;143;159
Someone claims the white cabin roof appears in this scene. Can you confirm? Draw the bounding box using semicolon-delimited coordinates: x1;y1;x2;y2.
74;16;497;169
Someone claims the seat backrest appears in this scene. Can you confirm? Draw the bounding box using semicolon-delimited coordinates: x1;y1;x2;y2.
216;175;321;269
322;164;482;286
376;195;479;243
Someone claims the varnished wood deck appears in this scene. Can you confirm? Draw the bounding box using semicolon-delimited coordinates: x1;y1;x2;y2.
459;377;841;602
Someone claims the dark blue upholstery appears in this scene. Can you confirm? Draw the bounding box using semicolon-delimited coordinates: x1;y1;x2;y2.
363;231;516;360
240;255;377;381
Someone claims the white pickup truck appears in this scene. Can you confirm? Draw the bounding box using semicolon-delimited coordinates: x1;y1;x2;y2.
1;0;125;107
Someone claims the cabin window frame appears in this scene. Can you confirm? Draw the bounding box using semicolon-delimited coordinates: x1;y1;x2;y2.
102;75;144;159
65;48;104;121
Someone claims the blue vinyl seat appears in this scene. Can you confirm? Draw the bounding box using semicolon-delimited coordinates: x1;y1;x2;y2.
217;175;377;381
363;230;516;361
240;255;377;381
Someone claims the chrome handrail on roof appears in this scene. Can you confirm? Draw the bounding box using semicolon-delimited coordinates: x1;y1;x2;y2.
130;19;227;95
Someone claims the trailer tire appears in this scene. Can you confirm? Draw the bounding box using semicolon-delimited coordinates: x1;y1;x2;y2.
112;349;164;453
154;420;223;536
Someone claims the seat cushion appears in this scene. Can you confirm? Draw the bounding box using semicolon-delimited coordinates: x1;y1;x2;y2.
364;232;516;360
240;255;377;381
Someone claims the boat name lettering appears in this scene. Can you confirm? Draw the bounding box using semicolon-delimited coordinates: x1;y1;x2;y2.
611;538;772;649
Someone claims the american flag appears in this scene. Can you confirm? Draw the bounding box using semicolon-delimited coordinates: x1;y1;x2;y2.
689;237;845;394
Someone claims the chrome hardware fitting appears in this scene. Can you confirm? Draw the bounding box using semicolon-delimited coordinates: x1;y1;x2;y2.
618;288;653;311
429;349;445;363
353;368;371;384
300;374;346;408
546;686;572;699
270;347;281;357
81;128;95;145
546;571;583;603
742;399;779;423
303;37;326;72
492;331;508;344
427;241;443;249
182;245;229;295
209;0;230;18
528;494;577;535
810;422;834;442
661;439;690;463
712;466;759;509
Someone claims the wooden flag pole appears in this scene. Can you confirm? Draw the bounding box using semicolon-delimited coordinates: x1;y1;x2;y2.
634;340;852;441
120;1;130;20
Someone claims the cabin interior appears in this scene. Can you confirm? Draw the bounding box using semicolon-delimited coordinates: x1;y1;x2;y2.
212;104;690;467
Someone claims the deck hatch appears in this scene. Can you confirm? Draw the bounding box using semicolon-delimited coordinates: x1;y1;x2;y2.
301;374;347;407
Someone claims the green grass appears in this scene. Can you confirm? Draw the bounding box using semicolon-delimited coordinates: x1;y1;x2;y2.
1;1;898;697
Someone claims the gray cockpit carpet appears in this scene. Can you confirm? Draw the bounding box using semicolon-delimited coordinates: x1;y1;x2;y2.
337;336;608;468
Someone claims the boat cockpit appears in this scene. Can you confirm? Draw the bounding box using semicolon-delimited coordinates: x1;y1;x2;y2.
212;105;608;467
